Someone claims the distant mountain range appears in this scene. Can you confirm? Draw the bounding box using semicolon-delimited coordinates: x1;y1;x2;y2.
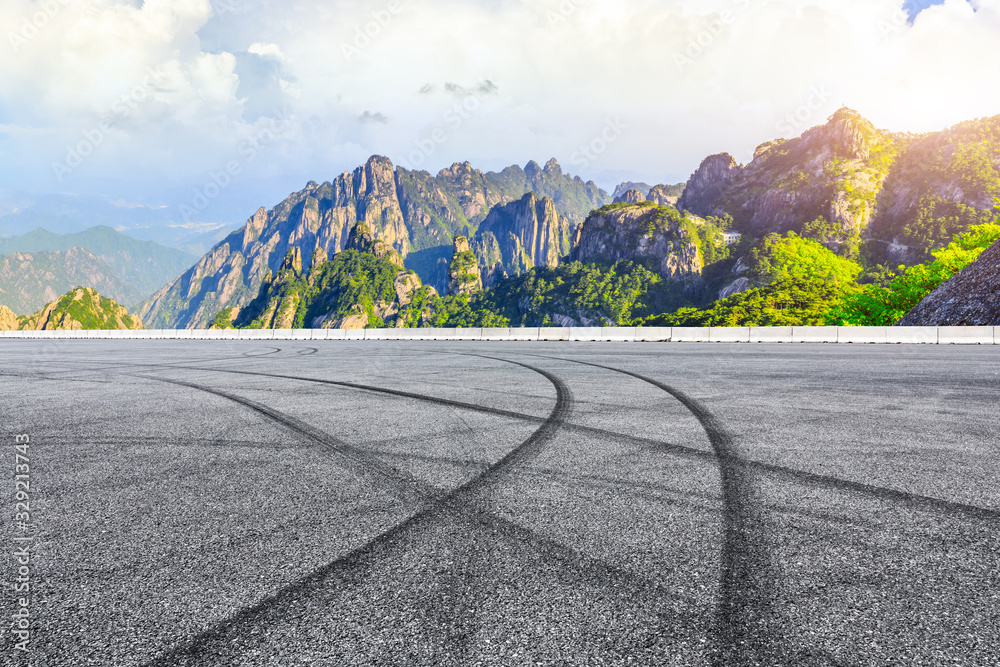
5;107;989;330
0;226;197;313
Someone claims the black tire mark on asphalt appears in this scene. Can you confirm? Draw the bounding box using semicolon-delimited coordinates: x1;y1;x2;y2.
242;346;281;357
36;356;1000;524
296;347;318;356
531;355;785;667
136;357;582;665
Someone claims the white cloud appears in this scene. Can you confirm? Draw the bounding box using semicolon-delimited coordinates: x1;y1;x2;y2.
0;0;997;219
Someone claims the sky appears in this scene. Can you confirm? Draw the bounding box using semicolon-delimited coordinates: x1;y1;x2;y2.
0;0;998;236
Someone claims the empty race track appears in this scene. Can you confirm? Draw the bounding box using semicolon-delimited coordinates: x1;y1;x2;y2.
1;341;998;666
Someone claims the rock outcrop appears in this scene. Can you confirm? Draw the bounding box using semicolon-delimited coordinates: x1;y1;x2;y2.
646;185;681;206
677;153;741;215
447;236;482;296
898;239;1000;326
614;189;647;205
472;193;573;287
0;304;17;330
572;203;705;296
235;223;432;330
18;287;143;331
612;182;653;199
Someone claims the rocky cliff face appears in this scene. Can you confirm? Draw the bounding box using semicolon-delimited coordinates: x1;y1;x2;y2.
898;239;1000;326
614;189;647;204
0;304;17;331
471;193;573;287
18;287;143;331
646;185;681;206
234;223;429;331
447;236;482;296
143;155;610;328
677;153;741;215
572;203;705;295
678;109;1000;260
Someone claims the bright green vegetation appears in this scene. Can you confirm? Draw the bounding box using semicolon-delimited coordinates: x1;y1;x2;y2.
209;307;237;329
745;234;863;285
639;212;1000;328
17;287;143;330
237;249;405;329
426;260;687;328
828;222;1000;325
640;279;846;327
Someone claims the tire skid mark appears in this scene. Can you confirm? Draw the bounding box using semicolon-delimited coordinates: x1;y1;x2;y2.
137;357;689;665
533;355;784;666
41;358;1000;523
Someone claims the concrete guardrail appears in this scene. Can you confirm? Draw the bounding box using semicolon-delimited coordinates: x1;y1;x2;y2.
0;327;997;344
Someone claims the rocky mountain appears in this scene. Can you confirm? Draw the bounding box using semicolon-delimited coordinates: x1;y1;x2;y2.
0;248;130;314
142;155;610;329
229;223;428;330
0;226;197;305
447;237;482;296
614;189;647;204
0;226;197;316
571;202;709;298
9;287;143;331
677;108;1000;262
898;239;1000;326
471;193;574;288
646;184;684;206
613;182;653;199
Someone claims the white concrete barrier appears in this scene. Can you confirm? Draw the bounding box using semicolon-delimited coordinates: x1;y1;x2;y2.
939;327;995;345
750;327;792;343
509;328;540;341
539;327;570;341
569;327;603;342
672;327;710;342
793;327;838;343
481;328;512;341
602;327;637;342
887;327;938;344
325;329;347;340
710;327;751;343
839;327;888;344
344;329;366;340
635;327;672;342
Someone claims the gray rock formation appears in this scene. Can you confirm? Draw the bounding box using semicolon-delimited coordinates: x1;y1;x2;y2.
898;240;1000;326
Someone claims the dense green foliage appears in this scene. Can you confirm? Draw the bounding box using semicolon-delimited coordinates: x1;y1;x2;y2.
17;287;142;330
426;260;686;327
828;222;1000;325
640;279;846;327
745;233;862;285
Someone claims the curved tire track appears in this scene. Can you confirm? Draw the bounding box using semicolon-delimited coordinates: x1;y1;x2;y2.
532;355;785;666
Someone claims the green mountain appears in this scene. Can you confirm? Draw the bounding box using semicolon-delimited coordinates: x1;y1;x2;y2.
0;248;129;314
224;223;429;330
8;287;144;331
142;156;611;328
677;108;1000;265
0;226;198;310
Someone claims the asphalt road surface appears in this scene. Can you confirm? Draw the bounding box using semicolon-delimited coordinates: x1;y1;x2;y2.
1;341;998;666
